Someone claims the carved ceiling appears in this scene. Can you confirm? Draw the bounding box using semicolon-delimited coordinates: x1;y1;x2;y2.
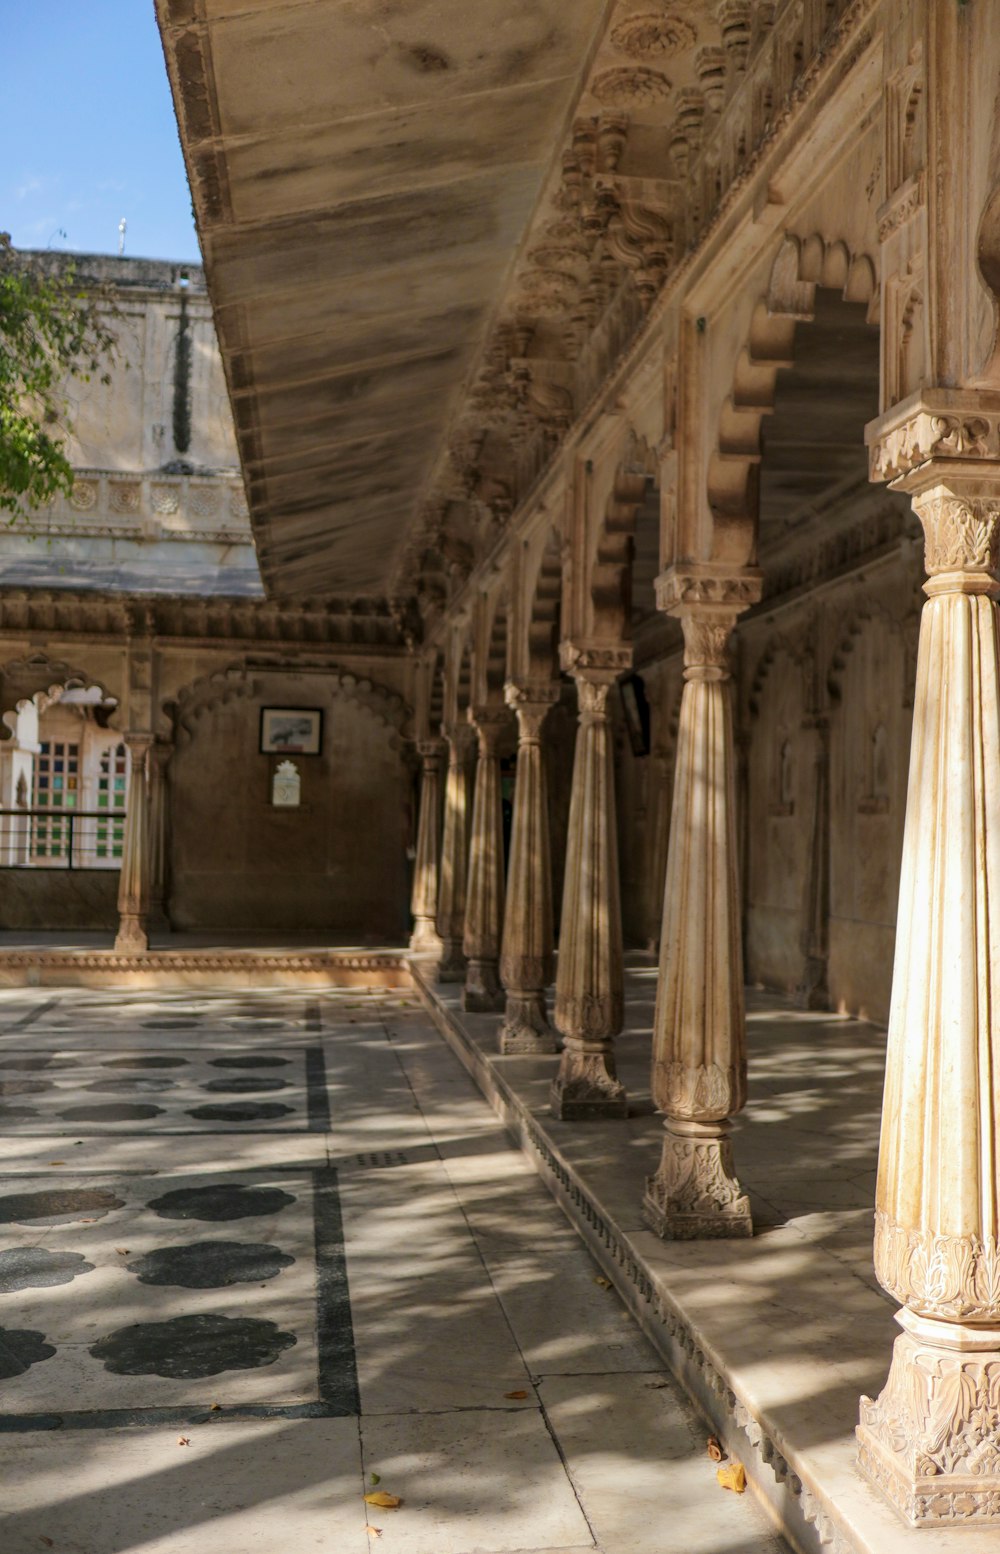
157;1;863;626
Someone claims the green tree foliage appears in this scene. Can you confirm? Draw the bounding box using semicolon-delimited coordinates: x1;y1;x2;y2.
0;234;118;519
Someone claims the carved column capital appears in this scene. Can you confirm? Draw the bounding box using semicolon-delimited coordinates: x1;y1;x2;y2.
417;737;447;767
655;563;763;617
504;680;559;743
909;483;1000;595
123;730;154;760
468;705;510;757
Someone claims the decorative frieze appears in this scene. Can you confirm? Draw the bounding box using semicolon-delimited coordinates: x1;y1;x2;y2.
867;390;1000;485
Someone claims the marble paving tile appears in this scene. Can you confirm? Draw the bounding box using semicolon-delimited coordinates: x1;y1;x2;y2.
1;1417;367;1554
539;1372;789;1554
359;1407;593;1553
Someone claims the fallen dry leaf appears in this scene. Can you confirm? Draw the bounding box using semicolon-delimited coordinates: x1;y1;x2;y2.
209;1403;222;1412
363;1526;383;1539
717;1461;746;1494
39;1539;54;1549
364;1491;402;1510
114;1247;129;1256
504;1389;529;1400
177;1436;191;1448
594;1276;612;1289
369;1472;380;1485
706;1435;724;1462
47;1161;65;1167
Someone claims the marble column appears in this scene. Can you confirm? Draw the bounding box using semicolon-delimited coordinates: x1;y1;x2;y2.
796;715;830;1009
114;732;153;953
499;681;559;1053
462;709;507;1012
643;744;672;956
147;741;172;936
436;727;473;982
645;607;752;1238
409;738;445;954
551;671;628;1119
857;474;1000;1526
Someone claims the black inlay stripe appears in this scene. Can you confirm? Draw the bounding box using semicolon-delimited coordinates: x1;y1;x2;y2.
313;1166;359;1415
305;1046;330;1132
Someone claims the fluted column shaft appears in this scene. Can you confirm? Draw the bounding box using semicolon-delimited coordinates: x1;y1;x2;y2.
462;710;507;1012
551;672;627;1119
436;728;473;982
644;608;752;1239
499;682;559;1053
409;739;445;953
147;741;172;935
796;716;830;1009
115;733;153;953
857;475;1000;1525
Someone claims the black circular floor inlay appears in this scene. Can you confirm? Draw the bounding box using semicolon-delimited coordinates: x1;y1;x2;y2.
147;1183;295;1221
59;1103;166;1123
0;1057;77;1071
86;1077;176;1094
0;1327;56;1378
209;1056;291;1069
90;1314;297;1377
0;1247;95;1293
0;1187;124;1225
186;1101;295;1123
0;1079;54;1097
126;1241;295;1288
102;1056;189;1070
202;1076;289;1094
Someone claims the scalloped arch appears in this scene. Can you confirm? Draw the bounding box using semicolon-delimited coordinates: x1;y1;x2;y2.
708;233;879;544
589;425;659;641
0;652;121;740
165;661;411;749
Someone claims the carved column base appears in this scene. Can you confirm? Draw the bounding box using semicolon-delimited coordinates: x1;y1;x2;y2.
857;1311;1000;1527
795;955;830;1011
114;916;149;954
463;957;504;1012
435;939;466;982
409;918;442;956
643;1119;752;1239
500;991;557;1055
550;1038;627;1120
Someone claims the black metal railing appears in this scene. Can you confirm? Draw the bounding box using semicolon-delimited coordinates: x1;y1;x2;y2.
0;808;126;870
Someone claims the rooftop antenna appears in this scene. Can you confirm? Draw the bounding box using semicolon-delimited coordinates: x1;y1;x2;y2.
118;217;127;257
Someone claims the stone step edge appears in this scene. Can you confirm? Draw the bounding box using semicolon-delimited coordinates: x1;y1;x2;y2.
409;959;871;1554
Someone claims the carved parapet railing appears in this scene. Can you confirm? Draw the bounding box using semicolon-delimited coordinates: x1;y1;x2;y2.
39;469;253;546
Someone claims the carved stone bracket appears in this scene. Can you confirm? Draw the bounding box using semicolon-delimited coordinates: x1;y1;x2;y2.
867;389;1000;486
655;564;765;615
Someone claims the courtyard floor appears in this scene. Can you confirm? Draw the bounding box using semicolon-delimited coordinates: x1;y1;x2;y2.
0;982;787;1554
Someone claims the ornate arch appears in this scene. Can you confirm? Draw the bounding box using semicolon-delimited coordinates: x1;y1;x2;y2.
165;660;411;749
589;425;659;641
0;652;121;738
708;233;879;554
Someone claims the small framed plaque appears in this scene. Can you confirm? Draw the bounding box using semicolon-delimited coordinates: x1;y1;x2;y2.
260;706;323;756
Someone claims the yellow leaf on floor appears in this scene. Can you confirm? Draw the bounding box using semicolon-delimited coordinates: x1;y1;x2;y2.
594;1276;612;1289
504;1389;529;1399
364;1491;402;1509
363;1527;383;1539
717;1461;746;1493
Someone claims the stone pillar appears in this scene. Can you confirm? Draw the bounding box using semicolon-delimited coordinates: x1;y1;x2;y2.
856;469;1000;1526
499;681;559;1053
462;709;507;1012
115;732;153;953
409;738;445;954
551;671;628;1119
795;715;830;1009
645;599;754;1239
436;727;473;982
643;744;672;956
147;741;172;936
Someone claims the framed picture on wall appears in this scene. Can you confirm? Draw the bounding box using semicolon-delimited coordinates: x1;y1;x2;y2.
259;707;323;755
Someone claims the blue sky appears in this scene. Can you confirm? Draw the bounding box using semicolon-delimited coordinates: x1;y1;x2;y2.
6;2;200;262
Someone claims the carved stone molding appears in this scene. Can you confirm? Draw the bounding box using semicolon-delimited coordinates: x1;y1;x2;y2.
590;67;673;109
877;171;925;243
875;1213;1000;1323
655;565;764;614
559;639;633;677
609;13;697;60
868;391;1000;485
653;1061;741;1120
